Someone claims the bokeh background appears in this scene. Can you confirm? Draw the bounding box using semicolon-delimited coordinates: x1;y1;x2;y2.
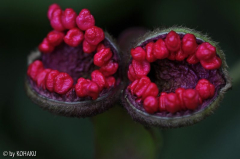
1;0;240;159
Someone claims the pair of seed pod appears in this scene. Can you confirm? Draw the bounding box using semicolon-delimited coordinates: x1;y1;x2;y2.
25;4;231;128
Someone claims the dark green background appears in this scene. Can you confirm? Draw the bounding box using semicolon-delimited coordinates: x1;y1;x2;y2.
1;0;240;159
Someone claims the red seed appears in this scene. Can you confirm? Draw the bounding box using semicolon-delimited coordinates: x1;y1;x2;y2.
133;76;151;98
200;56;222;70
85;26;105;45
195;79;215;100
182;89;202;110
165;93;181;113
132;59;150;79
175;88;186;110
196;42;216;61
105;76;116;88
99;60;118;77
64;28;84;47
54;72;74;94
145;42;157;62
165;30;181;52
93;48;112;67
27;60;44;81
61;8;77;29
86;80;100;100
182;33;198;55
131;46;146;61
76;9;95;31
36;69;51;89
50;8;65;31
187;54;199;64
168;51;176;60
142;82;159;99
143;96;159;114
91;70;106;91
47;3;61;20
83;40;97;53
128;79;139;94
75;77;89;98
96;43;106;52
175;47;189;61
46;70;60;92
38;38;55;53
153;39;169;59
159;92;167;111
128;64;137;81
47;30;64;46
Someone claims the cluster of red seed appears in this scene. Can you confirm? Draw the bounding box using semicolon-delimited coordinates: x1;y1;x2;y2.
128;76;215;114
38;4;104;54
27;60;116;99
127;30;221;114
128;30;222;82
27;4;119;100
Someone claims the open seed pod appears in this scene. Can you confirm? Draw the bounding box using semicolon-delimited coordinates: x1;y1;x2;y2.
122;27;231;128
25;4;123;117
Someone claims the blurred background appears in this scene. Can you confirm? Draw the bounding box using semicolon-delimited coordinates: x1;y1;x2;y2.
0;0;240;159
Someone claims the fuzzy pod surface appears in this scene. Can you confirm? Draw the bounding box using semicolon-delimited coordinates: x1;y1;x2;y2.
122;27;231;128
25;33;123;117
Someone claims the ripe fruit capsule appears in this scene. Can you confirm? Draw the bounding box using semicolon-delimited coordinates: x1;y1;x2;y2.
143;96;159;114
47;30;64;46
182;33;198;55
61;8;77;29
45;70;60;92
54;73;74;94
165;30;181;52
195;79;215;100
27;60;44;81
196;42;216;61
94;48;113;67
153;39;169;59
64;28;84;47
131;46;146;61
76;9;95;31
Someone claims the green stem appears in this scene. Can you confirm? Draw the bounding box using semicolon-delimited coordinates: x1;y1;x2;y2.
91;105;163;159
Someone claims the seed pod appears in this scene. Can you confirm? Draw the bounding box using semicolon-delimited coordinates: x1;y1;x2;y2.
25;4;123;118
122;27;231;128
